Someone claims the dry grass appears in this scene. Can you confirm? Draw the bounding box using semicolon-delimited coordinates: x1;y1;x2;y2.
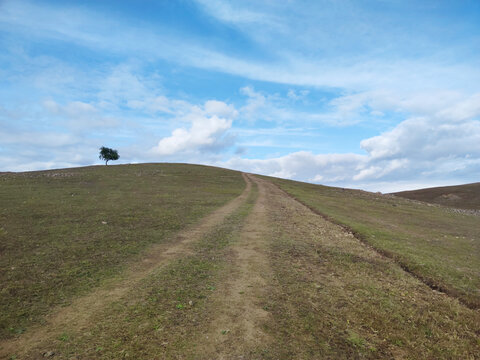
267;177;480;309
0;163;245;340
393;182;480;211
2;167;479;359
259;180;480;359
19;178;259;360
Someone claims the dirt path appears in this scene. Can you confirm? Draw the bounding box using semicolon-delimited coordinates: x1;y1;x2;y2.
196;175;273;359
0;174;252;359
4;173;479;359
196;176;480;359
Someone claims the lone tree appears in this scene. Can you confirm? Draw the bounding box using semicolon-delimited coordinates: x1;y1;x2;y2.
99;146;119;165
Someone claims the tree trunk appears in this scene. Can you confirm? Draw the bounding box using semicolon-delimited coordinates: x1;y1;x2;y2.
105;160;108;165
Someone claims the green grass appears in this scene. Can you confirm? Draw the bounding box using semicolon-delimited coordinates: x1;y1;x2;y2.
0;163;245;340
266;177;480;309
36;179;259;359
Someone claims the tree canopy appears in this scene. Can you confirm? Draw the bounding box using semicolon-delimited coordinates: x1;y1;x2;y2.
99;146;120;165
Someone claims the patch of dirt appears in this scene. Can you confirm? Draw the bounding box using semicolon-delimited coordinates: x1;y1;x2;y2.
197;175;273;359
0;174;252;359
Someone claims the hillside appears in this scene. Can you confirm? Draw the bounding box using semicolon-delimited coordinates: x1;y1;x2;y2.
268;177;480;309
0;164;245;341
1;164;479;359
392;182;480;210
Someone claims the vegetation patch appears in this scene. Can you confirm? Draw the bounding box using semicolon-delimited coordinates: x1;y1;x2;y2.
260;184;480;359
0;164;245;339
267;177;480;309
393;182;480;210
21;180;258;359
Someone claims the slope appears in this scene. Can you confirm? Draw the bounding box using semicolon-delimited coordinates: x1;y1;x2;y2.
267;176;480;309
0;163;245;340
1;168;479;359
393;182;480;211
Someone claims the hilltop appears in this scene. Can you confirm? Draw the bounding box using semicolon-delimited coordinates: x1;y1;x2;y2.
392;182;480;211
0;164;479;359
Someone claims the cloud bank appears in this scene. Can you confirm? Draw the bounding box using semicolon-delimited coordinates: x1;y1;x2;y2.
0;0;479;192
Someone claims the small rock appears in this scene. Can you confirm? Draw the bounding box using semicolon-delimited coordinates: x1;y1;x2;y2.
101;221;107;225
188;300;193;306
43;351;55;357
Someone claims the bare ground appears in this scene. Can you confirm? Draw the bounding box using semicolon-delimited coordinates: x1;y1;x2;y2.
196;175;273;359
194;175;479;358
2;173;479;359
0;174;252;359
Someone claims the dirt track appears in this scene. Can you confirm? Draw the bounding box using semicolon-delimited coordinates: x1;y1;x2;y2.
2;174;479;359
193;175;479;359
197;175;273;358
0;175;252;358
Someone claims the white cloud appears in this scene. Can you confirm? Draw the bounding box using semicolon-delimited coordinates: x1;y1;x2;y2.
220;90;480;191
287;89;309;101
239;86;267;121
151;100;237;156
353;159;409;181
0;130;79;148
127;95;192;116
43;100;118;130
436;93;480;122
223;151;367;182
98;65;152;108
361;117;480;162
204;100;238;118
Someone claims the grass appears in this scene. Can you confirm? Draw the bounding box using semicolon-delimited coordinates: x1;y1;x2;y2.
0;163;245;340
259;181;480;359
28;179;259;359
3;167;480;359
266;177;480;309
393;182;480;210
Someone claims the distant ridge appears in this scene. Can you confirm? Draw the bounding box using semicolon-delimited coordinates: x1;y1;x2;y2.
392;182;480;210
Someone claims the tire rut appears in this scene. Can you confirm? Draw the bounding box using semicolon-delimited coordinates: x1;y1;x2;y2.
0;174;252;359
197;175;273;359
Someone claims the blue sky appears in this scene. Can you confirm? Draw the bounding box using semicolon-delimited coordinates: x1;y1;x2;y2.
1;0;479;191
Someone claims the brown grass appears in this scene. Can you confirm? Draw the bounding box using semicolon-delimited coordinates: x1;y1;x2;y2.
393;182;480;211
267;176;480;309
0;163;245;340
2;167;479;359
259;178;480;359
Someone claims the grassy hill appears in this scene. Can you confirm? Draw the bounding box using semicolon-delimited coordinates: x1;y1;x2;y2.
267;177;480;309
1;164;479;359
0;164;245;340
392;182;480;210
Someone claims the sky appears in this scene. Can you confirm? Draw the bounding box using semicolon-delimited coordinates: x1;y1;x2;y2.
1;0;479;192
